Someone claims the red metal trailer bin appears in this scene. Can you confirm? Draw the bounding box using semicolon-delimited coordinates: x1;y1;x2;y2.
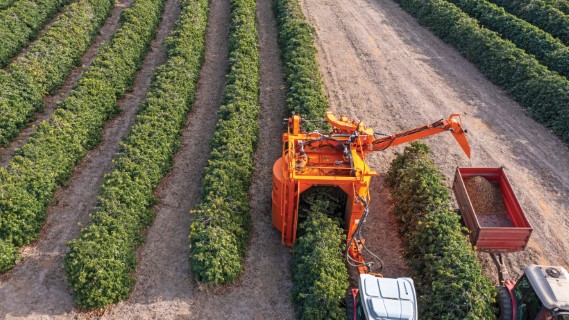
453;167;533;253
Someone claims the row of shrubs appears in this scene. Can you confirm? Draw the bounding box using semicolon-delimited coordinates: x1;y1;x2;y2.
64;0;209;309
0;0;165;273
386;142;496;318
446;0;569;79
273;0;351;318
488;0;569;45
0;0;16;10
0;0;72;66
394;0;569;143
188;0;260;285
0;0;115;146
274;0;327;130
292;198;348;320
543;0;569;14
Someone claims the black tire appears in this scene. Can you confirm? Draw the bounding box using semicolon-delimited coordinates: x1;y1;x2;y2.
346;290;355;320
497;286;513;320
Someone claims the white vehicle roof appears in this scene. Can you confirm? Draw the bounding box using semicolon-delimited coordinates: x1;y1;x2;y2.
358;274;418;320
525;265;569;312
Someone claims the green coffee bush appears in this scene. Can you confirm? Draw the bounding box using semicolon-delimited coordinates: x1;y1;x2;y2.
0;0;165;273
394;0;569;143
274;0;328;130
64;0;208;309
386;142;496;318
188;0;260;285
0;0;115;146
487;0;569;45
292;212;349;320
446;0;569;79
0;0;72;66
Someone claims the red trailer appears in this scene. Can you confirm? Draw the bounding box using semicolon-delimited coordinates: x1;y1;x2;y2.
453;167;533;283
453;167;532;252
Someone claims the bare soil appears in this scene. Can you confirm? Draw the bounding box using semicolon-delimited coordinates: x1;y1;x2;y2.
100;0;296;317
0;0;183;317
300;0;569;282
0;0;133;167
6;0;568;316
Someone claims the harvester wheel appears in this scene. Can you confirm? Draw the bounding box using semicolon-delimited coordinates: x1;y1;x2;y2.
497;286;513;320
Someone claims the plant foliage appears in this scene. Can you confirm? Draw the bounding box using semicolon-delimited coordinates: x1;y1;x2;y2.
0;0;115;146
0;0;165;273
0;0;73;66
543;0;569;14
487;0;569;45
64;0;209;309
393;0;569;143
386;142;496;319
446;0;569;79
274;0;327;130
188;0;260;285
0;0;17;10
292;211;349;320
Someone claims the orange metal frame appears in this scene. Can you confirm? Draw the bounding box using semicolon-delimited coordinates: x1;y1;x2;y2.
271;112;470;274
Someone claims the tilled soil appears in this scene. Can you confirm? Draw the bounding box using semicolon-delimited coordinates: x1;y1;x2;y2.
300;0;569;282
0;0;133;167
0;0;182;317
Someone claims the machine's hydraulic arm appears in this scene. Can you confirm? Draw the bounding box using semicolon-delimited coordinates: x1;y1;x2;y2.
370;114;471;157
325;112;470;158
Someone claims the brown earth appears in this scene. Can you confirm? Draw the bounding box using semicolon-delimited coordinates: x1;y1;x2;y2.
1;0;296;318
100;0;296;317
0;0;183;317
4;0;569;317
0;0;133;167
300;0;569;283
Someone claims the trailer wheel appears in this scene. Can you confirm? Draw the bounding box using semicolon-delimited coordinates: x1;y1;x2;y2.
497;286;513;320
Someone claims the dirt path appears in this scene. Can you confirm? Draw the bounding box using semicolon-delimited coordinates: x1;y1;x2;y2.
95;0;230;317
0;0;182;317
100;0;296;317
0;0;132;168
300;0;569;280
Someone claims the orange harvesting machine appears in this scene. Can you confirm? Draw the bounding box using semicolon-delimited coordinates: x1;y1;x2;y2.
271;112;471;274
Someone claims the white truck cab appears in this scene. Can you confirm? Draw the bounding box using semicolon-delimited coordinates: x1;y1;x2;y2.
349;274;418;320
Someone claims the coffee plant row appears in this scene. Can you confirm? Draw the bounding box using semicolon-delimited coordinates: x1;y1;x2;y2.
0;0;164;273
0;0;16;10
274;1;351;317
394;0;569;143
292;205;348;320
446;0;569;79
386;142;496;318
274;0;328;130
0;0;72;66
64;0;208;309
543;0;569;14
488;0;569;45
188;0;260;285
0;0;115;146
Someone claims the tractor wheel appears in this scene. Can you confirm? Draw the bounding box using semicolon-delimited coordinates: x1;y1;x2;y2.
497;286;513;320
346;290;355;320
